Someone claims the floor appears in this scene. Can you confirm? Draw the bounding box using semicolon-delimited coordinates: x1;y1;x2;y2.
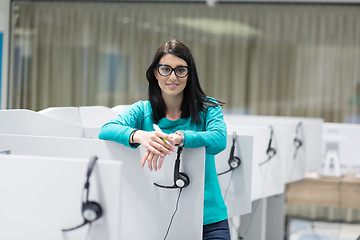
288;218;360;240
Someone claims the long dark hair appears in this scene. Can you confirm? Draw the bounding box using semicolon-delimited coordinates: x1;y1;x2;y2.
146;39;223;124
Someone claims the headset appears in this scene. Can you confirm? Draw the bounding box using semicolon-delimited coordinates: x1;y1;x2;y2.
293;121;303;159
153;146;189;240
62;156;103;232
218;132;241;176
154;146;190;189
153;145;189;240
259;126;277;166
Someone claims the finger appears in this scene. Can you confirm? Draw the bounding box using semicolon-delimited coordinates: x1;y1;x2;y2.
146;143;165;156
165;135;175;147
163;139;176;152
141;150;150;168
154;132;175;148
169;134;180;147
149;140;173;156
158;155;165;169
147;152;154;171
152;154;160;171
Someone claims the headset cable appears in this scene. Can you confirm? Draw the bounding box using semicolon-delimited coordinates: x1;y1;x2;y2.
163;188;183;240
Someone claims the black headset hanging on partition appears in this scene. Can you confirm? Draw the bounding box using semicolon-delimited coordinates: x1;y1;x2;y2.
218;132;241;176
154;146;190;189
259;126;277;166
62;156;103;232
153;142;190;240
293;121;303;159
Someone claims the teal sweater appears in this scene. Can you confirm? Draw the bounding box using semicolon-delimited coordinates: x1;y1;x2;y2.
98;100;228;225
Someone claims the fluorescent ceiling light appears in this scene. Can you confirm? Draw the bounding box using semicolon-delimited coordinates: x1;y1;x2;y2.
173;18;261;37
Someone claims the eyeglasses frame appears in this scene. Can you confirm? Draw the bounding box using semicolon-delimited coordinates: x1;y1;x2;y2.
156;64;191;78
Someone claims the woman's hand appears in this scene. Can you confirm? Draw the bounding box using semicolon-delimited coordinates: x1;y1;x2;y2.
133;130;176;171
169;133;182;145
141;150;166;171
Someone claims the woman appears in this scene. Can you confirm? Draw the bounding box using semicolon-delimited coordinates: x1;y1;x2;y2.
99;39;230;239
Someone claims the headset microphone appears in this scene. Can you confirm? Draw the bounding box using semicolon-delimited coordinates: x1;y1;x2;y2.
218;132;241;176
154;146;190;189
259;126;277;166
62;156;103;232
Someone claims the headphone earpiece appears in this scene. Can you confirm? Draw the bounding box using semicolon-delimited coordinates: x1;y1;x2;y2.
229;156;241;169
176;172;190;188
82;201;103;222
294;138;303;148
266;147;277;158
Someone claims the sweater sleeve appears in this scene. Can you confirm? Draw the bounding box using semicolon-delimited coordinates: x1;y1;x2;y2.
183;104;227;155
98;101;145;148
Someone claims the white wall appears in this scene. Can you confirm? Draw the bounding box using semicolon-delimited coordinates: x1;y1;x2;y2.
0;0;10;109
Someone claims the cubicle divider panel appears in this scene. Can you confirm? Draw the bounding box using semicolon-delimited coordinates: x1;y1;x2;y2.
0;134;122;160
40;106;119;129
39;107;81;124
79;106;119;138
215;134;253;218
0;134;205;239
0;155;123;240
288;117;323;173
81;127;100;139
0;109;83;137
78;106;118;128
39;106;120;139
226;125;285;201
111;105;130;115
136;147;205;240
224;114;323;182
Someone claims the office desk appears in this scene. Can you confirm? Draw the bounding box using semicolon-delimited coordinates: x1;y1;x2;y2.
286;174;360;222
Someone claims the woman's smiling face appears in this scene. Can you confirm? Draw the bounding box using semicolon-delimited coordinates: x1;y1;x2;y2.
155;54;188;99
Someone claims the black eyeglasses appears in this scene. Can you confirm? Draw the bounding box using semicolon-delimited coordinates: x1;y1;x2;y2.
156;64;190;78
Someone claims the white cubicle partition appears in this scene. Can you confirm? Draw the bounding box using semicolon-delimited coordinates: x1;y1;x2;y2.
220;125;289;240
40;106;120;139
0;135;205;240
224;115;323;182
0;155;123;240
0;109;83;137
119;146;205;240
225;125;286;201
78;106;118;127
0;134;114;160
322;122;360;174
39;107;81;124
111;105;130;114
215;134;253;218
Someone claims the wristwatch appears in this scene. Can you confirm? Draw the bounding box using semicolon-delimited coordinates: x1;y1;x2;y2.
175;131;185;148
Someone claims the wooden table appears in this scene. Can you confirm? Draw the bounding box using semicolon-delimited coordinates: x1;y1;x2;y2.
286;174;360;209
